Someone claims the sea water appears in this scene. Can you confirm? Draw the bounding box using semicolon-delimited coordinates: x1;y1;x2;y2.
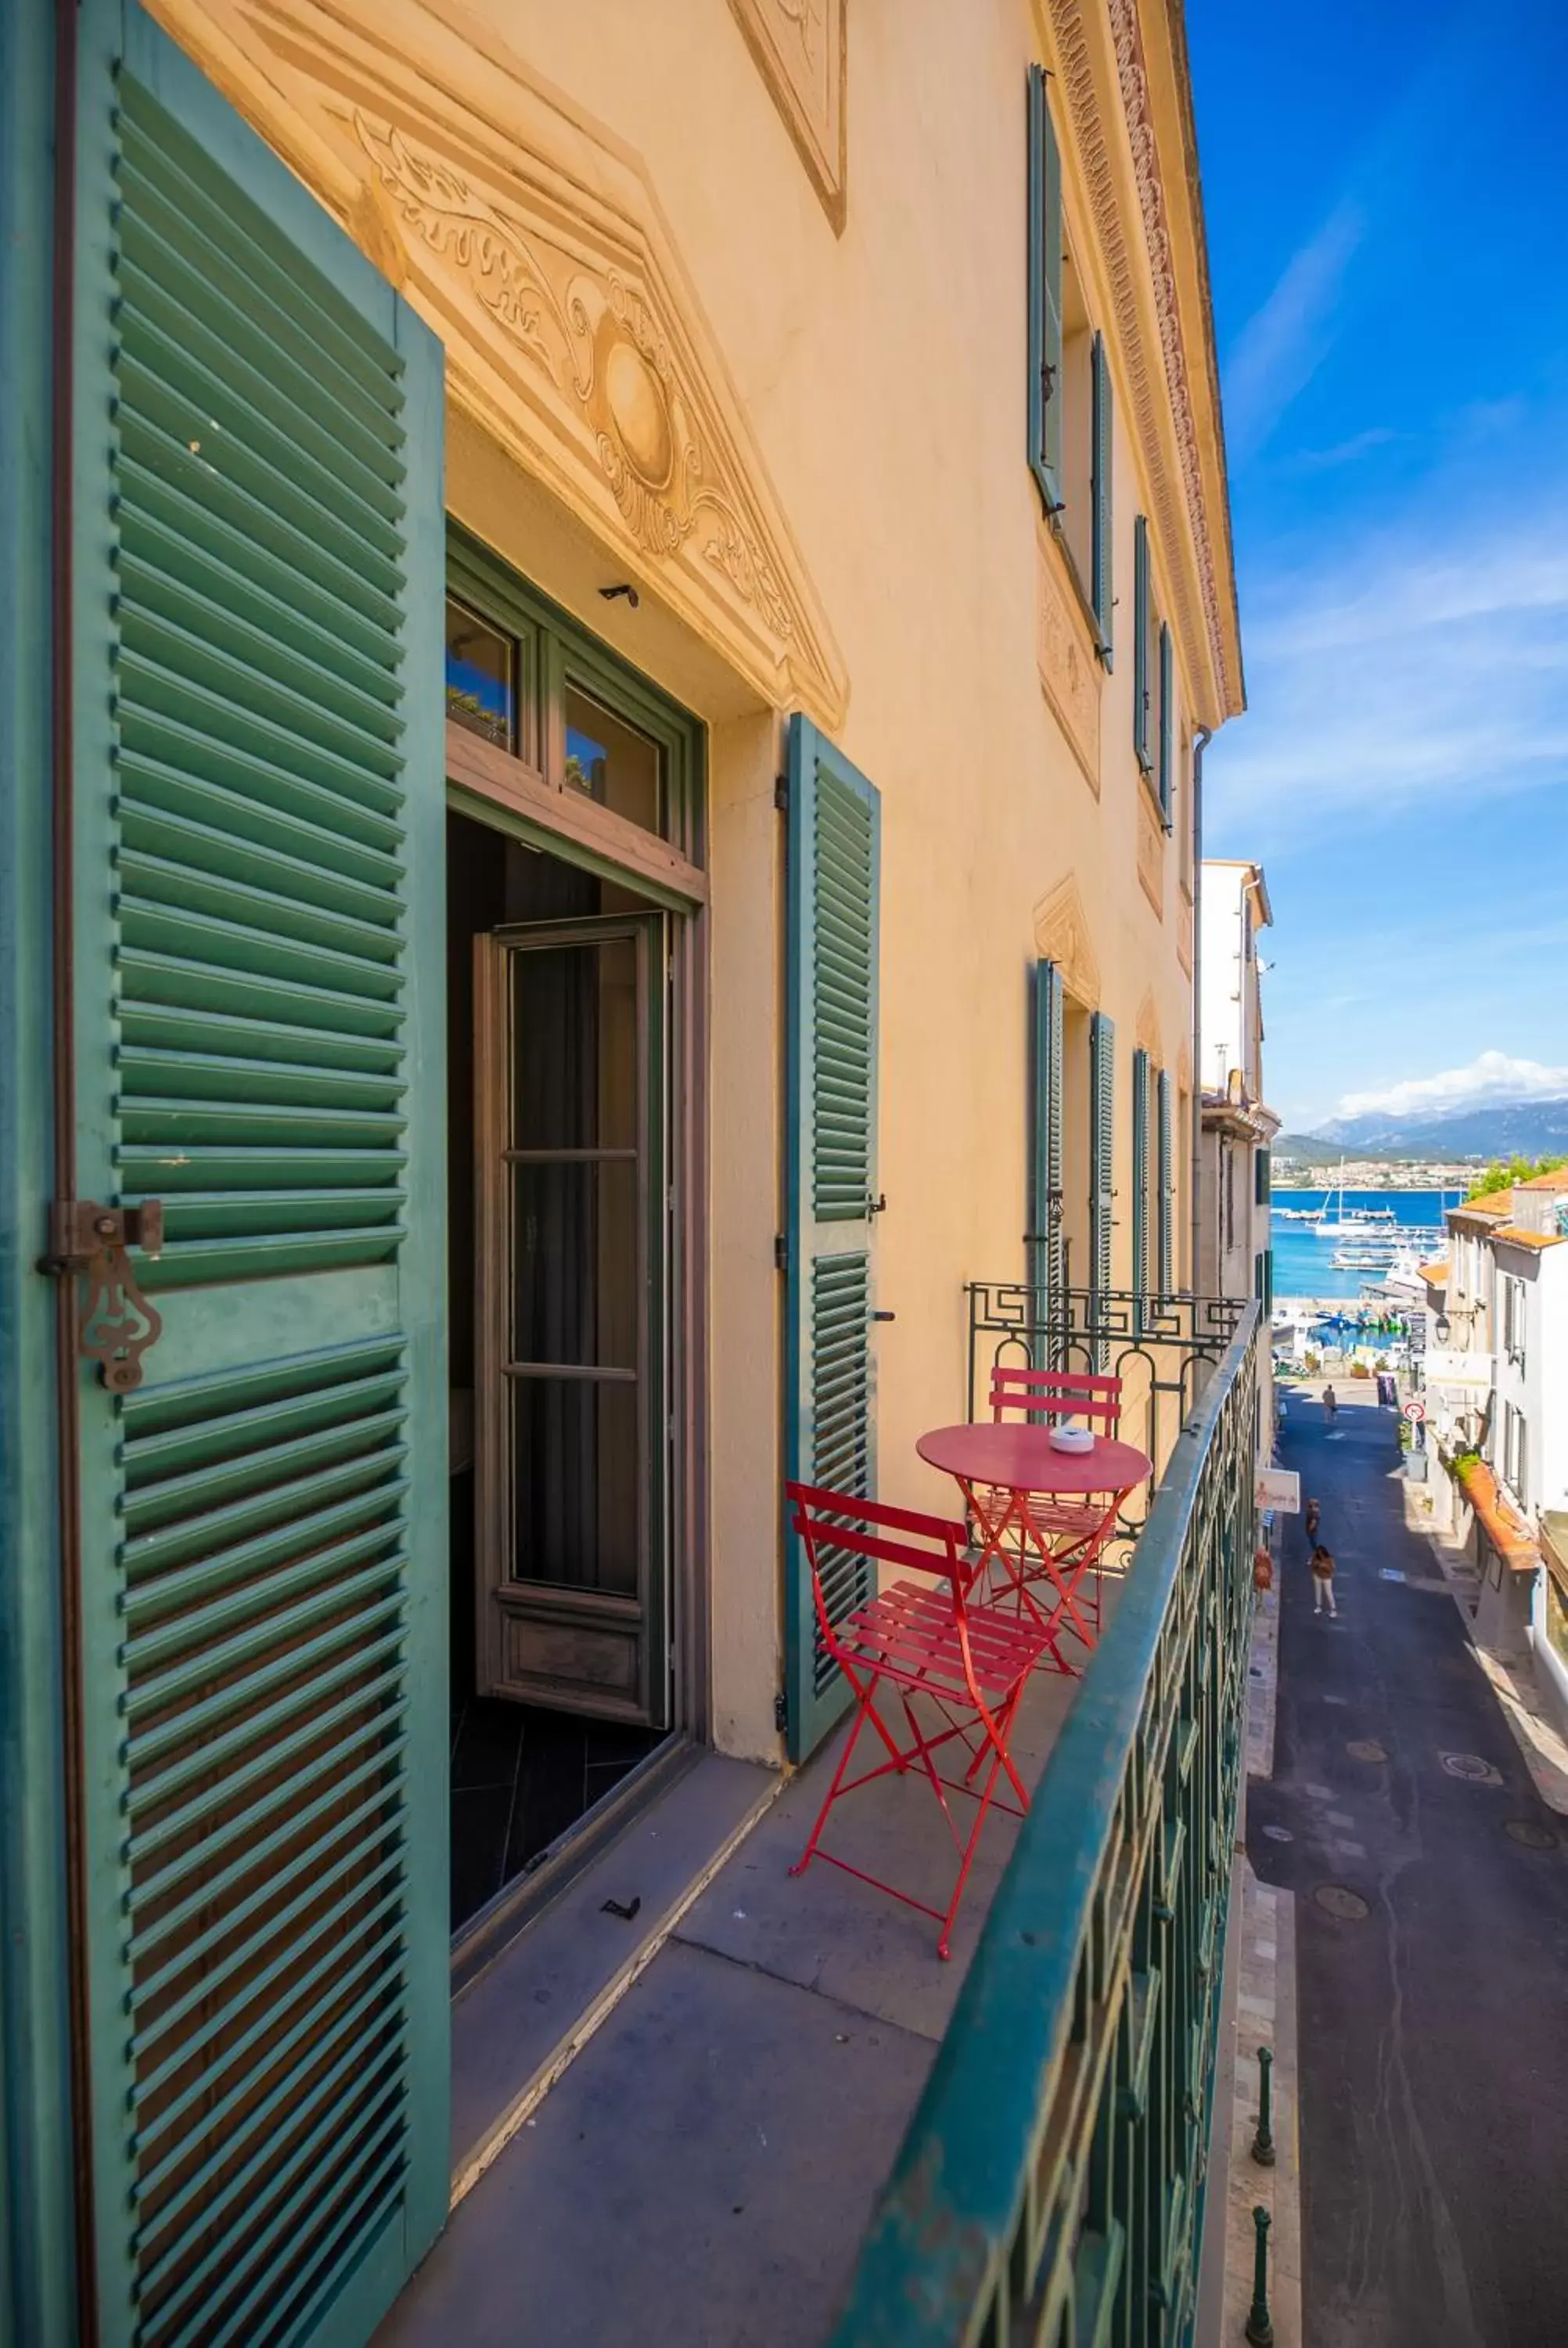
1270;1189;1455;1302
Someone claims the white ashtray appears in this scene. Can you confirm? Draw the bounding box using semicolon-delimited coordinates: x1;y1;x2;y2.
1048;1422;1095;1454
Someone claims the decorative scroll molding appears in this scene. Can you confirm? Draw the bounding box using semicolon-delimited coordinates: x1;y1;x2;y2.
148;0;847;730
1178;1035;1192;1093
1033;875;1101;1010
1136;788;1164;916
1135;990;1163;1065
1036;529;1101;793
1046;0;1242;724
1177;895;1193;977
728;0;847;233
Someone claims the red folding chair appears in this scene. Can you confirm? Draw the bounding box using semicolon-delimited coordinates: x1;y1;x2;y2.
987;1366;1125;1631
786;1481;1050;1959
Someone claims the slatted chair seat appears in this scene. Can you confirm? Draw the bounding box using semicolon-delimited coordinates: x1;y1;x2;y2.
843;1583;1047;1702
786;1481;1048;1959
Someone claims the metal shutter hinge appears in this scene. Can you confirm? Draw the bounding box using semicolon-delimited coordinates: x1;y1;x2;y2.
774;773;789;812
774;1692;788;1734
38;1199;165;1392
774;1233;788;1273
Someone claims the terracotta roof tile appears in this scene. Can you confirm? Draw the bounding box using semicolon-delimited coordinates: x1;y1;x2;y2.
1419;1257;1448;1284
1516;1170;1568;1191
1492;1225;1566;1251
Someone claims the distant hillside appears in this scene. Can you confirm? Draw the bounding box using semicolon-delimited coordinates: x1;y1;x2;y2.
1277;1097;1568;1162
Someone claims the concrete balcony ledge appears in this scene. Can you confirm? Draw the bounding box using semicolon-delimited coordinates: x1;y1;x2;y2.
376;1658;1092;2348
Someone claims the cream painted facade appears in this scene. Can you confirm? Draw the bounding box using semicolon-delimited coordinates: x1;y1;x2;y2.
142;0;1243;1767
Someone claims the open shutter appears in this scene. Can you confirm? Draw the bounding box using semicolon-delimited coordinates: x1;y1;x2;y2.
71;9;448;2340
1156;1068;1175;1296
784;717;881;1763
1132;516;1151;773
1157;621;1174;826
1028;958;1065;1341
1089;1014;1115;1366
1027;66;1064;513
1131;1047;1150;1318
1091;331;1113;666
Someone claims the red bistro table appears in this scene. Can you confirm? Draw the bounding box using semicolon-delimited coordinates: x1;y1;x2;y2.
915;1424;1153;1674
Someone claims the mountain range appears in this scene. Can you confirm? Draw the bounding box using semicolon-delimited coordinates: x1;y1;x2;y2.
1278;1095;1568;1162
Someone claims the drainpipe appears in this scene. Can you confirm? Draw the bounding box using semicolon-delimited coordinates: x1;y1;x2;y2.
1190;726;1211;1296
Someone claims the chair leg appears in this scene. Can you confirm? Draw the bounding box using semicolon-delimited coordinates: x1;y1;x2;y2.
936;1682;1030;1961
790;1670;882;1878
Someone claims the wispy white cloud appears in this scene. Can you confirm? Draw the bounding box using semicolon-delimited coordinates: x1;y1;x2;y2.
1332;1051;1568;1122
1203;486;1568;844
1286;426;1401;474
1222;203;1365;464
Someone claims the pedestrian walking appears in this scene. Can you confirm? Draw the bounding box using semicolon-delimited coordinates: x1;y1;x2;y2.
1311;1543;1337;1616
1304;1496;1321;1541
1322;1384;1338;1421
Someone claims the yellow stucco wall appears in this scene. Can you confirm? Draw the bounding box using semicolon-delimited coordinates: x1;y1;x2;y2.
151;0;1239;1766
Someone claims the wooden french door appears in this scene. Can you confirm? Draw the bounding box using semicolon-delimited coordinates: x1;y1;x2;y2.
474;914;670;1727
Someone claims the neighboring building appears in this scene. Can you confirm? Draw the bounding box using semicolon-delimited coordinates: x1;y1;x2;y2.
1199;859;1278;1445
1430;1176;1568;1728
0;4;1243;2339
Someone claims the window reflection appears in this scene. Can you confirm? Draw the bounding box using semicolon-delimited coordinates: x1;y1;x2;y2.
445;599;514;748
564;686;661;834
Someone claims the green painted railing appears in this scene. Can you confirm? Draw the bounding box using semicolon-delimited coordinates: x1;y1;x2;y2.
830;1305;1261;2348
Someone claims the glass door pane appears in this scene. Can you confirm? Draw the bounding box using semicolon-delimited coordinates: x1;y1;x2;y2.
474;917;667;1724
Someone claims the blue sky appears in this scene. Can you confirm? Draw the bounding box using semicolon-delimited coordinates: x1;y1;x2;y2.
1187;0;1568;1129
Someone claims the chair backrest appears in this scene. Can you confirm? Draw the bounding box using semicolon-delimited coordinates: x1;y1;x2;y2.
786;1482;967;1644
990;1365;1122;1431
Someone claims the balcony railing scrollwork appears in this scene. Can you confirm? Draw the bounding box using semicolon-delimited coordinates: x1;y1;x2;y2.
969;1282;1250;1538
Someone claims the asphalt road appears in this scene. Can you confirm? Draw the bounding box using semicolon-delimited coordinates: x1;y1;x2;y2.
1248;1389;1568;2348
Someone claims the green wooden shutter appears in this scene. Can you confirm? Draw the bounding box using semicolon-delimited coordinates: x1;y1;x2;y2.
1133;515;1151;774
1157;621;1174;826
1028;958;1065;1338
1156;1068;1174;1297
1091;331;1113;667
72;9;448;2339
1255;1146;1272;1207
1131;1047;1150;1318
784;716;880;1763
1027;66;1064;513
1089;1014;1115;1363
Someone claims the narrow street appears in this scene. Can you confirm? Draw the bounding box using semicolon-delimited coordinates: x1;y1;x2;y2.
1249;1388;1568;2348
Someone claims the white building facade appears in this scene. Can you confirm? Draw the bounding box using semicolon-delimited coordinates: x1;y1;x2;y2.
1198;859;1278;1448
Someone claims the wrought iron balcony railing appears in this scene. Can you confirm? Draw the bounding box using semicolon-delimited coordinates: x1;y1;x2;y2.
968;1282;1251;1534
831;1301;1261;2347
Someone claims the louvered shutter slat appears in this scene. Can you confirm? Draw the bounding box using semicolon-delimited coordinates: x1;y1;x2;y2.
1131;1048;1150;1323
72;13;448;2341
1091;332;1113;666
1133;517;1151;773
1090;1013;1115;1361
785;718;881;1761
1027;66;1064;511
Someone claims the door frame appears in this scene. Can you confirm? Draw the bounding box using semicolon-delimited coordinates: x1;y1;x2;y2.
441;543;709;1747
473;911;669;1724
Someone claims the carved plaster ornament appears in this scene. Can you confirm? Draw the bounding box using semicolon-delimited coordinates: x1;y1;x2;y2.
1046;0;1241;724
1137;787;1164;916
1036;530;1101;791
145;0;847;730
1135;991;1163;1067
1033;875;1102;1010
1178;896;1194;977
1178;1036;1192;1093
728;0;847;233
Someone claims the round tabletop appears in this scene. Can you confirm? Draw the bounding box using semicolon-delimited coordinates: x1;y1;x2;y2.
915;1423;1153;1494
